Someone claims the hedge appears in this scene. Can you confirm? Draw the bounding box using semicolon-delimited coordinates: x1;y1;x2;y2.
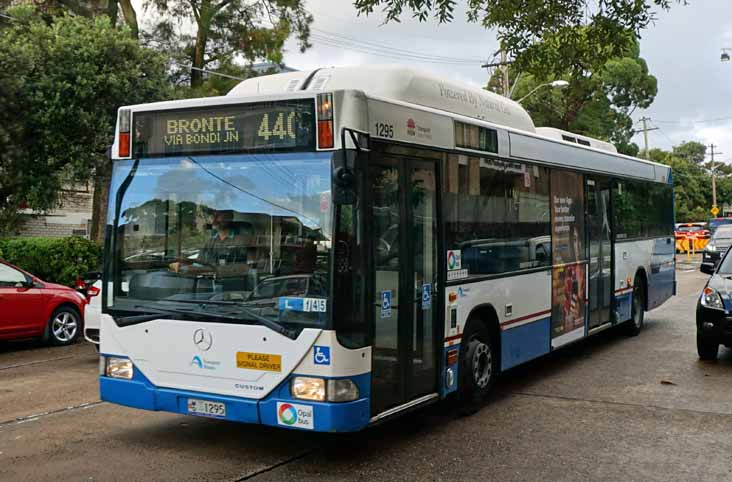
0;236;102;287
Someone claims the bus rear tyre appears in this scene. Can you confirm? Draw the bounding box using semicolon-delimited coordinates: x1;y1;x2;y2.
624;281;644;337
457;321;497;415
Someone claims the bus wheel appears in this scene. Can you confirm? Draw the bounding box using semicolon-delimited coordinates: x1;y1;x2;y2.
458;321;497;415
624;280;645;337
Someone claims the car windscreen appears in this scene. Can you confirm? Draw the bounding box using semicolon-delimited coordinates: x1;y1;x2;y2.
105;152;333;333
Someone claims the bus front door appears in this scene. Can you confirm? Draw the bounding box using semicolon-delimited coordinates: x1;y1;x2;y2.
586;178;613;330
368;156;439;416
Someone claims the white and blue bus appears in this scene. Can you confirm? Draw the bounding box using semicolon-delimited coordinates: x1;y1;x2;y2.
100;66;675;432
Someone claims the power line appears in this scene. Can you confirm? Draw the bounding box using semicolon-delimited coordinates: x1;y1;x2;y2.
652;116;732;125
310;28;485;63
309;30;487;65
309;35;484;65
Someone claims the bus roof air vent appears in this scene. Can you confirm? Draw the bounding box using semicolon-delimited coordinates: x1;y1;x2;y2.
535;127;618;153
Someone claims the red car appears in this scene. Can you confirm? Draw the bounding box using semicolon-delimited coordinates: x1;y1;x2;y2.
0;259;88;345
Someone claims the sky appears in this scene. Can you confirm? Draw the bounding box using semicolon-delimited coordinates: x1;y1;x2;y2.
274;0;732;163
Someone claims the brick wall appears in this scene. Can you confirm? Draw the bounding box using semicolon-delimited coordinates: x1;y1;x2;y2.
15;186;93;239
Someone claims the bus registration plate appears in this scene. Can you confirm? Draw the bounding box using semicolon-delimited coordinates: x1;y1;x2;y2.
187;398;226;418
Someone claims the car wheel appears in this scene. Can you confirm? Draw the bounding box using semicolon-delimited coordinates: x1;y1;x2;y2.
458;320;497;415
47;307;81;346
624;280;644;337
697;332;719;361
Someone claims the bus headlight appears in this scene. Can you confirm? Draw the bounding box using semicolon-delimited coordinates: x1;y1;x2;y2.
291;377;326;401
291;377;360;402
105;357;133;379
327;379;360;402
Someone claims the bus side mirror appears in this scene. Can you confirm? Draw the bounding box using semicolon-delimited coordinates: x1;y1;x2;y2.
332;154;356;205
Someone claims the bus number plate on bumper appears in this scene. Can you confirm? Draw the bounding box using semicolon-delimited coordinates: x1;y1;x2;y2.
187;398;226;418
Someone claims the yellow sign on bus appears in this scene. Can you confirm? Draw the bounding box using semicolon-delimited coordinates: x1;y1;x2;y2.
236;352;282;372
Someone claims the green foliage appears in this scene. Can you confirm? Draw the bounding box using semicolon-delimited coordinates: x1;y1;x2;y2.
649;143;718;222
0;236;101;287
353;0;686;74
0;7;173;236
503;33;656;156
144;0;312;88
672;141;706;164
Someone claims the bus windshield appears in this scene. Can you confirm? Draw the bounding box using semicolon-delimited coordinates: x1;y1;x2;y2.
106;152;333;333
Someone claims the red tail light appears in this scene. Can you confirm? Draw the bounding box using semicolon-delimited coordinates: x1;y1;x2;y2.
316;93;334;149
317;120;334;149
119;132;130;157
87;285;100;298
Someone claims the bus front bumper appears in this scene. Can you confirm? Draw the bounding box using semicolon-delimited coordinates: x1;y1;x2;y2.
100;360;371;433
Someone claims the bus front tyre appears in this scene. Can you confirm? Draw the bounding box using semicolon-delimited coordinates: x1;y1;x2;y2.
457;322;497;415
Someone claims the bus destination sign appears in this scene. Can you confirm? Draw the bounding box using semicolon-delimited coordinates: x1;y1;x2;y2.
132;99;316;157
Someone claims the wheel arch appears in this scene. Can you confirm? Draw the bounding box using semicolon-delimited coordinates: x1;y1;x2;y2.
634;267;648;310
464;303;502;371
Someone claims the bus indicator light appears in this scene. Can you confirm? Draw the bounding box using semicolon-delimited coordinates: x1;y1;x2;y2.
446;349;459;366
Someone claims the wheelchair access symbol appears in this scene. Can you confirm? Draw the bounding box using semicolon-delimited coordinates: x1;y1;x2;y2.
381;290;392;319
313;346;331;365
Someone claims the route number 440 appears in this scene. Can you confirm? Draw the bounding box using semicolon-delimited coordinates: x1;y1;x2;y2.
258;112;297;141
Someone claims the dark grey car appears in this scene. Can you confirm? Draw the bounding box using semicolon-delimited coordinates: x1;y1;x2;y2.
701;225;732;270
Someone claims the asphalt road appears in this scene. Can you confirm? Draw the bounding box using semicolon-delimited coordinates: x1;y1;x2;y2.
2;262;732;482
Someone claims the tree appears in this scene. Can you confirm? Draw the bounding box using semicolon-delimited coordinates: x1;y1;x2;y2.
672;141;706;165
146;0;312;89
353;1;685;74
501;33;656;156
649;146;714;222
0;7;172;239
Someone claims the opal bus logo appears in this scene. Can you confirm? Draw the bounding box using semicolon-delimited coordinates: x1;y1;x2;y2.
447;250;461;270
278;403;298;425
276;402;314;429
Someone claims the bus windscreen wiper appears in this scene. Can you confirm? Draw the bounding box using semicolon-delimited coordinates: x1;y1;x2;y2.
152;300;297;339
114;309;179;327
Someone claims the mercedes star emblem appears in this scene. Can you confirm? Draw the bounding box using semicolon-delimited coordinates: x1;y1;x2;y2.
193;328;213;351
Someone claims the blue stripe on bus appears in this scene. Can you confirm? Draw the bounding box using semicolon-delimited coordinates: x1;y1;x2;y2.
615;292;632;322
441;344;460;397
99;355;371;432
500;317;551;370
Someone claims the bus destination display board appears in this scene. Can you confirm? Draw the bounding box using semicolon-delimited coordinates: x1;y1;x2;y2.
133;99;315;157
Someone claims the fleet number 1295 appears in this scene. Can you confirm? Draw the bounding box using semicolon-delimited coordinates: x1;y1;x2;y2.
374;122;394;138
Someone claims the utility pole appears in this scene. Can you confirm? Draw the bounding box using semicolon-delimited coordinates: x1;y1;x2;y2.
500;47;509;97
709;144;722;210
637;117;658;159
481;43;513;98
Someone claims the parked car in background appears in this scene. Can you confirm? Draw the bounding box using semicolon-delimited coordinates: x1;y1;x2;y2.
0;259;87;345
698;248;732;360
702;225;732;269
78;273;102;349
708;217;732;234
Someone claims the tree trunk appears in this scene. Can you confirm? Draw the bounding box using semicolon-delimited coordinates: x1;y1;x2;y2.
119;0;139;39
90;159;111;246
107;0;119;25
191;9;211;89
